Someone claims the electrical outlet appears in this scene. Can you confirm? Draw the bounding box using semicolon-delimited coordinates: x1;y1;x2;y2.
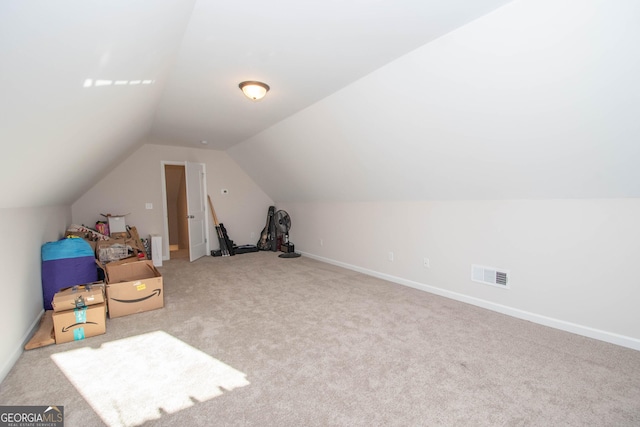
423;257;430;268
319;238;323;246
388;251;394;262
145;203;153;210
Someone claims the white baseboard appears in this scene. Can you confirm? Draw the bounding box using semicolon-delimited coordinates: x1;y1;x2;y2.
0;309;45;384
301;252;640;352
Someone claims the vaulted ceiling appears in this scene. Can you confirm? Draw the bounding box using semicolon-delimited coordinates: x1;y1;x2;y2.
150;0;516;150
2;0;639;209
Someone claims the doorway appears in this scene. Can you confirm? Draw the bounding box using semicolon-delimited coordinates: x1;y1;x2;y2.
162;161;209;262
164;164;189;259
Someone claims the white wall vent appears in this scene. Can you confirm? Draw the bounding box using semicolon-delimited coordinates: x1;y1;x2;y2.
472;264;510;289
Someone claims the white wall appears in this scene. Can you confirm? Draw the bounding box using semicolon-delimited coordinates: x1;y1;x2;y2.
279;199;640;349
72;144;273;259
228;1;640;349
229;0;640;202
0;206;70;382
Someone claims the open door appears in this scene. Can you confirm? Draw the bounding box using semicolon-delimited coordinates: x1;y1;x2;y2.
185;161;208;262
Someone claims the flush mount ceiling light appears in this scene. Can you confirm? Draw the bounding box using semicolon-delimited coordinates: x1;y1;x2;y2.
239;81;270;101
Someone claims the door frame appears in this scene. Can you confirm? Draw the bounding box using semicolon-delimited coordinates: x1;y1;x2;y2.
161;160;210;261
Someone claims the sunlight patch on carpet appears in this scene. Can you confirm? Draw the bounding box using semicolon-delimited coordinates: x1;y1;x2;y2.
51;331;249;426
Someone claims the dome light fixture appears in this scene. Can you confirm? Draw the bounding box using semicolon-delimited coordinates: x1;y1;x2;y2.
239;81;270;101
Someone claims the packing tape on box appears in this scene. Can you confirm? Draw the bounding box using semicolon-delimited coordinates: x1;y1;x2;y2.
74;307;87;323
73;328;85;341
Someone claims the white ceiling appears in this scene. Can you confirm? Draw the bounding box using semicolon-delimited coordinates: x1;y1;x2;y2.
0;0;197;209
4;0;639;209
228;0;640;202
150;0;516;150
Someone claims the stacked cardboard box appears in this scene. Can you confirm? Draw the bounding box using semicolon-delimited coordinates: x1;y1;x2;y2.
31;219;166;349
51;282;107;344
45;258;164;346
105;259;164;318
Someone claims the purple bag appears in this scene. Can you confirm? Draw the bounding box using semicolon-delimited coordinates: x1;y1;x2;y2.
41;238;97;310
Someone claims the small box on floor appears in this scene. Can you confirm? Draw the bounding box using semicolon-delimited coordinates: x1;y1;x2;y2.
105;259;164;318
52;302;107;344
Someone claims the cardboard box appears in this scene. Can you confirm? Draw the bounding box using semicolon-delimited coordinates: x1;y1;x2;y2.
95;229;147;267
105;259;163;318
52;303;106;344
52;282;105;312
96;238;130;264
107;215;127;235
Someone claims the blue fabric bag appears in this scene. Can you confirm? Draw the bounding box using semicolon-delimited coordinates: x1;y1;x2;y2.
41;238;97;310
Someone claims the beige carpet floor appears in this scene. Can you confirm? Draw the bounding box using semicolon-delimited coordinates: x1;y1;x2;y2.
1;252;639;426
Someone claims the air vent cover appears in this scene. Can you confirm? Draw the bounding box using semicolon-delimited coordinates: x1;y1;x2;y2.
472;264;510;288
